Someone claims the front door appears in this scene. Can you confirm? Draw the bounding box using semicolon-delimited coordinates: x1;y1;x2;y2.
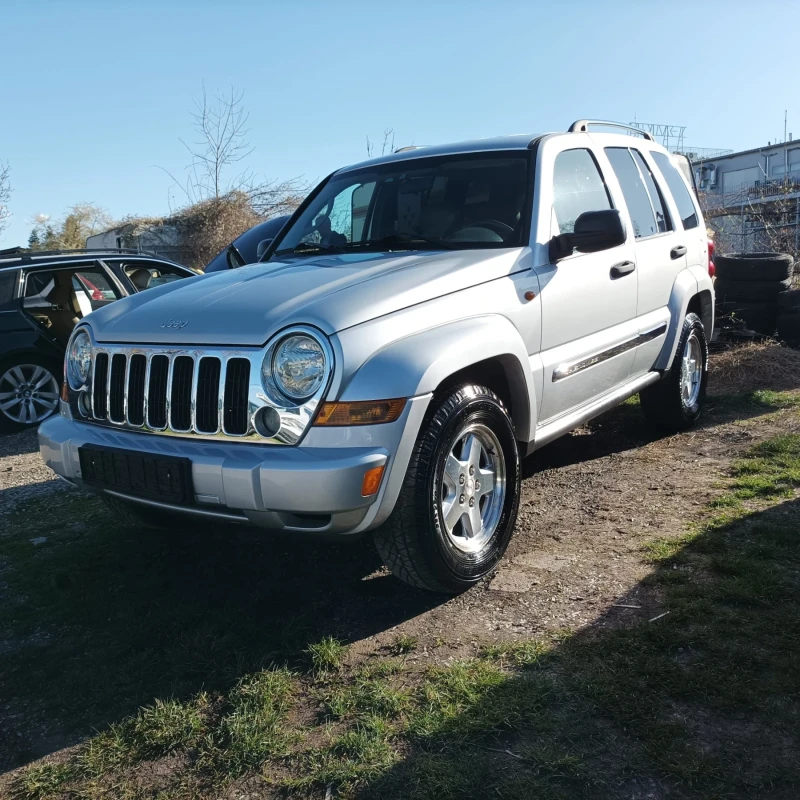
534;143;639;424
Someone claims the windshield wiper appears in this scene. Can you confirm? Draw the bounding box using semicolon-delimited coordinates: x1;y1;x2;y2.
345;233;455;251
273;242;345;257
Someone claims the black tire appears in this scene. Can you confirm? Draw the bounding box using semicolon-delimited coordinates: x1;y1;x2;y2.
373;385;520;594
777;290;800;312
777;313;800;346
715;252;794;282
0;355;63;433
640;313;708;432
715;277;792;302
716;300;778;335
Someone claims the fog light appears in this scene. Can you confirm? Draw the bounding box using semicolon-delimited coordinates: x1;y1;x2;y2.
254;406;282;437
78;392;92;417
361;464;386;497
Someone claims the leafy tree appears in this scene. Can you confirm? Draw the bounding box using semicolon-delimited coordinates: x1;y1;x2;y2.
28;203;114;251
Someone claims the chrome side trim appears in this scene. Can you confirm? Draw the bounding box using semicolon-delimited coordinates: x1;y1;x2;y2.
534;371;662;451
552;324;667;382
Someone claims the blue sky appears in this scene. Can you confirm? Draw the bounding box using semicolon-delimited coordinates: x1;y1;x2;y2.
2;0;798;247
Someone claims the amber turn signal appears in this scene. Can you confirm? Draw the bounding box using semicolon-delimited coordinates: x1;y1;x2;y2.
361;464;386;497
314;398;407;426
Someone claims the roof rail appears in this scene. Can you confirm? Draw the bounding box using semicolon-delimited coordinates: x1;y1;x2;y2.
568;120;654;141
394;145;424;153
0;247;179;266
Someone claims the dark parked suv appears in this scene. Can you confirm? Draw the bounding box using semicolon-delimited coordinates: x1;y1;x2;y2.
0;248;195;431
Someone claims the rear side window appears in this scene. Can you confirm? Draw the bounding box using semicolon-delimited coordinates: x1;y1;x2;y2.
0;270;18;309
552;149;612;235
630;150;671;234
605;148;659;239
651;151;699;230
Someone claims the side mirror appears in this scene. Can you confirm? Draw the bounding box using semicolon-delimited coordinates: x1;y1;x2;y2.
256;238;274;260
226;244;246;270
549;209;626;262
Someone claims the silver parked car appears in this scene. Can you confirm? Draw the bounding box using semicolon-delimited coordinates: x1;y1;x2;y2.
39;120;714;592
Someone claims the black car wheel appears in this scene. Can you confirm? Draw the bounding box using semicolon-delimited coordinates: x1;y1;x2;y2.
374;384;520;593
0;357;62;432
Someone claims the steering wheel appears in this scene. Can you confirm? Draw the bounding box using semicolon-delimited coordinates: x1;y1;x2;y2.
452;219;515;239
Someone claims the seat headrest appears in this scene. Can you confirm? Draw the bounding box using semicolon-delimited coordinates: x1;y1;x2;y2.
128;268;152;290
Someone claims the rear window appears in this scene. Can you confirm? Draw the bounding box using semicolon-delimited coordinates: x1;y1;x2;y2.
651;151;699;230
0;270;17;309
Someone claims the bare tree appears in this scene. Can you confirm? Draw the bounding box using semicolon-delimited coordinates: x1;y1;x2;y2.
163;85;306;216
0;162;11;239
366;128;395;158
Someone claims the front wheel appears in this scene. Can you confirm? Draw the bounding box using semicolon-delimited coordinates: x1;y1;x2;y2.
640;312;708;432
374;385;521;593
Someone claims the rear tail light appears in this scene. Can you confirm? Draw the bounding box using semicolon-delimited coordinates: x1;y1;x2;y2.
707;239;716;278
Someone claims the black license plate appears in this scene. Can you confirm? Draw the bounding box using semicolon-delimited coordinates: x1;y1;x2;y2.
78;445;193;505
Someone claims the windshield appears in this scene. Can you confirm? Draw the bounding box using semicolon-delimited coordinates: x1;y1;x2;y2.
272;151;531;258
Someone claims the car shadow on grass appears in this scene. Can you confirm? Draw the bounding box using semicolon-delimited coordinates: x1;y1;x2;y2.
358;494;800;799
0;491;442;772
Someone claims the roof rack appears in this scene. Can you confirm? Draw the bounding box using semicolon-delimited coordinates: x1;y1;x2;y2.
0;247;175;266
568;120;654;141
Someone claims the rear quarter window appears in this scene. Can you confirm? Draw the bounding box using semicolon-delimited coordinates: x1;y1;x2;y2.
651;151;699;230
0;270;18;309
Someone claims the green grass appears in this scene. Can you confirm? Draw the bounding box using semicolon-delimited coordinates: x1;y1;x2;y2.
306;636;348;674
7;422;800;799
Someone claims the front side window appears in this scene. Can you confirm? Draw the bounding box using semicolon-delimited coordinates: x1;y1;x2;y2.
273;151;531;258
651;151;700;230
552;149;612;235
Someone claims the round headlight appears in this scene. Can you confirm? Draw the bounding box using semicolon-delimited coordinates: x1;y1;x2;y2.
265;334;326;403
67;329;92;390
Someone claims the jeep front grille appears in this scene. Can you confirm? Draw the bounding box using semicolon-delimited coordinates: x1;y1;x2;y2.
88;348;252;437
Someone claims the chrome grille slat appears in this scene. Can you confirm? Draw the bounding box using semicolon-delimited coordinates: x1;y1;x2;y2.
169;355;194;432
126;354;147;426
109;353;127;423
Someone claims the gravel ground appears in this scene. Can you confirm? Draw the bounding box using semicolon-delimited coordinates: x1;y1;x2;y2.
0;428;70;518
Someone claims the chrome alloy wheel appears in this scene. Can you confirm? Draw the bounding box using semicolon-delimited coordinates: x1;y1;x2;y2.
680;332;703;408
0;364;60;425
438;422;506;554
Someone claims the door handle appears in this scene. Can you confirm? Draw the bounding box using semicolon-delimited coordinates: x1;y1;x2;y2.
670;245;687;259
610;261;636;279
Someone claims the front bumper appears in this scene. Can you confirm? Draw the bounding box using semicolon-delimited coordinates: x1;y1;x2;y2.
38;395;431;535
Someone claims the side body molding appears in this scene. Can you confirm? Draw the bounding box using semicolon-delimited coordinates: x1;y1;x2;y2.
338;315;536;443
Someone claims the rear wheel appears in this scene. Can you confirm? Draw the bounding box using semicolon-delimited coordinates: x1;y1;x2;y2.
640;312;708;432
374;385;520;593
0;357;62;432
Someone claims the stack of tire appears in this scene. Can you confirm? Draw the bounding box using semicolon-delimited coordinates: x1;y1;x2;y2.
714;252;797;342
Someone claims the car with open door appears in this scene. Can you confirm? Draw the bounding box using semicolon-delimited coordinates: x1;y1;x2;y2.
0;248;195;431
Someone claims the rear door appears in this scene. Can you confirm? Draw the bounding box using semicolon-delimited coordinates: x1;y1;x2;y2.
534;137;639;424
601;143;685;375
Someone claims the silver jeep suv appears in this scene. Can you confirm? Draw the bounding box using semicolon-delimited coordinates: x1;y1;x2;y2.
40;120;714;593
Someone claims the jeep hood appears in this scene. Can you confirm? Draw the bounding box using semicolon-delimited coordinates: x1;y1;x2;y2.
88;248;524;346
